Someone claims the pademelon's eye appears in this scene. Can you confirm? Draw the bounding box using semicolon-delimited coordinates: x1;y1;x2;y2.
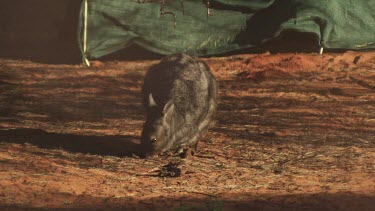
150;138;157;143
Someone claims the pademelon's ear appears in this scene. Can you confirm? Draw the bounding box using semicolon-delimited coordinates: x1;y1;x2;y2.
149;93;158;107
163;100;174;116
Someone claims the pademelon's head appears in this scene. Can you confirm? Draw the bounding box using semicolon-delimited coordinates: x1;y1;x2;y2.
141;93;174;157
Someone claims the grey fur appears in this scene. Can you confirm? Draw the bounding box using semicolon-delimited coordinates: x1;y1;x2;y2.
141;54;218;156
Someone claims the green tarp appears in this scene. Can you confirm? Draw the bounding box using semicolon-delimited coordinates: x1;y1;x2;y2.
79;0;375;60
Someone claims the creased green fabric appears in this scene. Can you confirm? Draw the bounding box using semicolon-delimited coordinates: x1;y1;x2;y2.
79;0;375;59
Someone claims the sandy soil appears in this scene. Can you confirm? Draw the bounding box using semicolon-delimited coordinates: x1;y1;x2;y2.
0;51;374;210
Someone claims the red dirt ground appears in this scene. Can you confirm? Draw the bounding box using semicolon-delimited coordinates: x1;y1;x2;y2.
0;51;374;210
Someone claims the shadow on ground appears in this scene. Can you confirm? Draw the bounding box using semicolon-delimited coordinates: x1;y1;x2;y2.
1;191;374;210
0;128;142;157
